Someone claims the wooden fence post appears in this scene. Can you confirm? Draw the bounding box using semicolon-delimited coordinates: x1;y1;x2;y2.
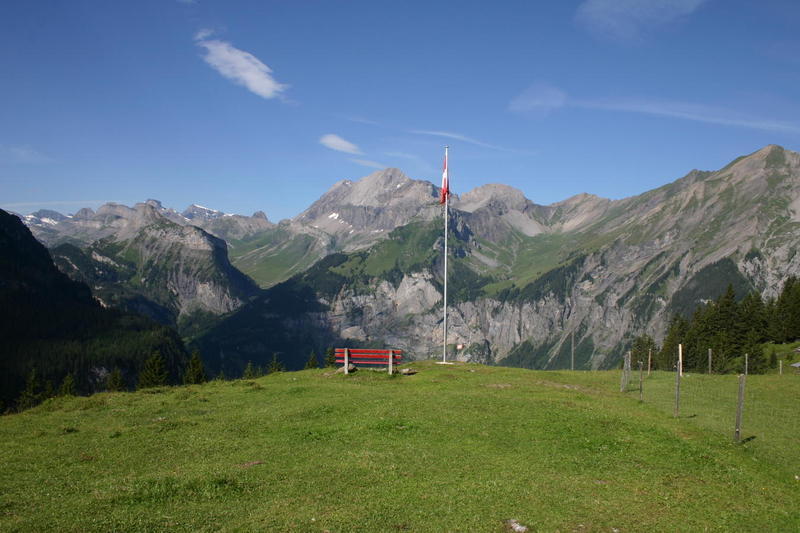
745;353;748;376
638;361;643;403
647;348;651;377
734;374;746;442
388;349;393;375
678;343;683;377
779;360;783;375
344;348;349;375
571;330;575;371
708;348;712;374
620;351;631;392
674;360;681;418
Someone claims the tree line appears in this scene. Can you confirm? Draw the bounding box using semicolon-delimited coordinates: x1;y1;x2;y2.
630;277;800;374
10;348;341;413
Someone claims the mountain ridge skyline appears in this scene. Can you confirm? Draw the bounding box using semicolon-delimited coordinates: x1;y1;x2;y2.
15;143;793;224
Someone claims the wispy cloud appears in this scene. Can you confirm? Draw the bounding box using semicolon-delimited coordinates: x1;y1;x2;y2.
409;130;530;154
320;134;362;154
509;83;800;133
337;114;380;126
1;145;51;163
194;33;288;100
384;151;435;174
1;200;111;213
194;28;214;41
508;83;567;115
576;0;709;41
582;98;800;133
350;158;387;169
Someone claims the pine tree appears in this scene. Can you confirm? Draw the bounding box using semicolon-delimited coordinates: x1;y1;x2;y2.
107;367;125;392
59;373;76;396
304;351;319;369
768;347;778;369
43;380;56;400
740;291;767;341
243;361;259;379
741;329;766;374
267;353;285;374
656;315;689;370
324;347;336;368
630;334;657;367
17;368;41;411
138;351;169;389
183;351;207;384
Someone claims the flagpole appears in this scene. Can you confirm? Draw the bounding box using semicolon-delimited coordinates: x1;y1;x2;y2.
442;145;449;364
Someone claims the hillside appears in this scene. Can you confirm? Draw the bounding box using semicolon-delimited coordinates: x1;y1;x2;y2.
18;145;800;370
0;209;188;408
198;145;800;370
1;363;797;531
38;202;261;331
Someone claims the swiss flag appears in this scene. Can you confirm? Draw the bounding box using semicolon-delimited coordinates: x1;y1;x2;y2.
439;149;450;204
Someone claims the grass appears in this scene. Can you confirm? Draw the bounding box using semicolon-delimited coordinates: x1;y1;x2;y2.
1;362;798;532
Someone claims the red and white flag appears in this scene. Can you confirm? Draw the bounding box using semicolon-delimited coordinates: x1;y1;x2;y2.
439;148;450;204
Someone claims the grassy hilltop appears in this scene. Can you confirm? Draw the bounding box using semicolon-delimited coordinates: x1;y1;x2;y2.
1;363;798;532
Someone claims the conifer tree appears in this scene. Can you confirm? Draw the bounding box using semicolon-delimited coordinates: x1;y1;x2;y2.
59;373;76;396
43;380;56;400
324;347;336;368
656;315;689;370
138;351;169;389
243;361;259;379
17;368;41;411
768;347;778;369
742;329;767;374
630;334;657;367
740;291;767;341
304;351;319;369
267;353;285;374
107;367;125;392
183;351;207;384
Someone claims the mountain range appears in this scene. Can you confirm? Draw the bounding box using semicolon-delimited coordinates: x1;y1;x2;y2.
16;144;800;373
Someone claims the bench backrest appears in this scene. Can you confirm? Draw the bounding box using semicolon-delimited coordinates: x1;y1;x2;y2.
334;348;403;366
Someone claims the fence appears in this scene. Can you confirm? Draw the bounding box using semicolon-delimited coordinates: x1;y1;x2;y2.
620;360;800;472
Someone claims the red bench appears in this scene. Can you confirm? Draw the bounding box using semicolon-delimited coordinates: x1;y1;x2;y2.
335;348;403;375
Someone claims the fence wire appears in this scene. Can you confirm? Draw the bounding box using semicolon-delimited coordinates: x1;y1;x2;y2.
620;367;800;472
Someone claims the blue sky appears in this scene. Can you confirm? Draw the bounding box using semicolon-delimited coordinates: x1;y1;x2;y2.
2;0;800;221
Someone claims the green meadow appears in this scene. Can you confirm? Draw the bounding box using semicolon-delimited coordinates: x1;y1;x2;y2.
1;362;798;532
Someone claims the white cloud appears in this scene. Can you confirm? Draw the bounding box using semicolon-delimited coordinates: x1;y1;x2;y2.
195;37;287;100
1;200;112;215
580;98;800;133
320;134;362;154
194;28;214;41
509;83;800;133
508;83;567;115
350;158;387;169
576;0;709;41
384;151;435;174
410;130;526;154
1;145;51;163
338;114;380;126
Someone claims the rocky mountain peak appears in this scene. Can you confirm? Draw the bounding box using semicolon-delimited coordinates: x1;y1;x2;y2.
457;183;530;213
293;168;438;243
182;204;225;221
30;209;68;222
72;208;95;220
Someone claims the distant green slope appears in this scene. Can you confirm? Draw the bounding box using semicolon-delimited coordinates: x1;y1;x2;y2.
1;363;797;531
